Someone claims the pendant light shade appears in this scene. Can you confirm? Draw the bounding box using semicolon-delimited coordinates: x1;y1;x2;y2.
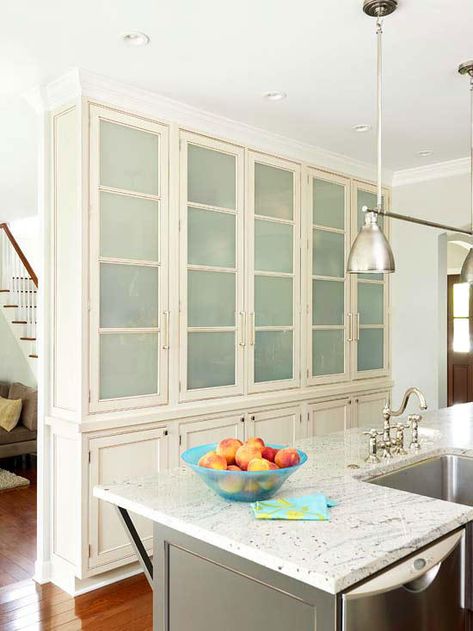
347;212;395;274
461;248;473;283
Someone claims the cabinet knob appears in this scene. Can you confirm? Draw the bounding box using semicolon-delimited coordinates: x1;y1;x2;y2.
240;416;245;423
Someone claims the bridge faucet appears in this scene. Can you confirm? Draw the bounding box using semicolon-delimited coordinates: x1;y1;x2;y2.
383;387;428;422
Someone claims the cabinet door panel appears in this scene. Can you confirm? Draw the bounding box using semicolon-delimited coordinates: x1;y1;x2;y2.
308;170;349;385
100;120;159;195
354;391;390;429
89;428;168;570
358;282;384;325
179;416;245;452
181;134;244;400
246;408;300;445
249;153;300;392
308;399;350;436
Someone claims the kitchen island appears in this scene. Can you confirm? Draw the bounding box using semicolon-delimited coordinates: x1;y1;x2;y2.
94;404;473;630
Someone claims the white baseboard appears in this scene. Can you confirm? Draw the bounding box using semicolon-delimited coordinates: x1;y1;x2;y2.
48;555;144;596
34;559;52;584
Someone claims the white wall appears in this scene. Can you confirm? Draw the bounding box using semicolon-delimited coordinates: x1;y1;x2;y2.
8;216;40;273
391;173;470;411
0;311;36;387
447;242;468;274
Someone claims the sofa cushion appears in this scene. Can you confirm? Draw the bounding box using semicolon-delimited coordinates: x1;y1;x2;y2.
0;396;22;432
0;383;9;399
8;383;37;431
0;424;36;445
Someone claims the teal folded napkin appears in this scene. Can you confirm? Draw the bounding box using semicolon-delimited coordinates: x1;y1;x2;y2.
252;493;337;521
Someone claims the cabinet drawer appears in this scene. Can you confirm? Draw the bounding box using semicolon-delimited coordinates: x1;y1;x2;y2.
246;407;301;445
179;415;245;453
88;427;168;571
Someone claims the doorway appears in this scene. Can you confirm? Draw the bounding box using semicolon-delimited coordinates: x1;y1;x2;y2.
448;274;473;405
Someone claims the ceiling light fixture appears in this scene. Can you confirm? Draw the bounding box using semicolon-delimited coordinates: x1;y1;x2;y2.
353;124;371;133
264;91;287;101
347;1;473;275
417;149;433;157
121;32;150;47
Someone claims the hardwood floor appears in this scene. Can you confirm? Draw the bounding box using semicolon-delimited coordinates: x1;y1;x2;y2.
0;457;37;588
0;574;152;630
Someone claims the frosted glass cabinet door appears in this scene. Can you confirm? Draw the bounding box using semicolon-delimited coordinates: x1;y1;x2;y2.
181;133;244;399
249;152;300;391
89;105;169;411
310;171;349;384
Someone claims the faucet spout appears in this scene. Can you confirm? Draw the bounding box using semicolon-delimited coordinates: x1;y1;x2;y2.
383;387;428;420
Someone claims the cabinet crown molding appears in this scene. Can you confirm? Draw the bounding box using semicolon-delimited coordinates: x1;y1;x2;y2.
40;67;392;184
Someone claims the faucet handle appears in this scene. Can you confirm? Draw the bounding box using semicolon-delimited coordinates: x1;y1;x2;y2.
408;413;422;426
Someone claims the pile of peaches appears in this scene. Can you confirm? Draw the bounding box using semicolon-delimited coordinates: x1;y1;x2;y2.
184;436;305;501
199;437;301;472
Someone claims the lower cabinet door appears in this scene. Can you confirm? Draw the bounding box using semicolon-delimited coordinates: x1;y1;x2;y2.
246;407;301;445
354;390;390;429
88;427;168;571
179;415;245;453
308;398;351;437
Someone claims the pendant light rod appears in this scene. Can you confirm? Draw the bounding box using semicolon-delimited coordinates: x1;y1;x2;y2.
361;206;473;236
459;62;473;235
376;17;383;210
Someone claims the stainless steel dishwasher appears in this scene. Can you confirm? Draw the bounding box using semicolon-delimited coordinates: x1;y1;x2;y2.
342;529;466;631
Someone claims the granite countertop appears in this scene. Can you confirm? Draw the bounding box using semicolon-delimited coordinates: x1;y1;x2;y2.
94;403;473;595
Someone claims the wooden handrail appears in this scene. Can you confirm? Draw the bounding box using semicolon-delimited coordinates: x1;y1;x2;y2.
0;223;38;287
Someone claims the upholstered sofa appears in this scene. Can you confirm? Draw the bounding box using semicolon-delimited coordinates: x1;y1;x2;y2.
0;382;37;458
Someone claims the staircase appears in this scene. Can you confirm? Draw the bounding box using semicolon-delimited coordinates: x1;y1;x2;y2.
0;223;38;375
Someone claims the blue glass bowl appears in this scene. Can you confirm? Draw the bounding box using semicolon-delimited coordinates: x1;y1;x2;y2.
181;443;308;502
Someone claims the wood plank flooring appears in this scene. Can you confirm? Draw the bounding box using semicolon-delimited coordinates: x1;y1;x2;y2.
0;456;153;629
0;574;152;630
0;457;37;587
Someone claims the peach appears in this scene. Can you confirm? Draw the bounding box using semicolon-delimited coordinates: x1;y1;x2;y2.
261;446;278;462
198;451;227;470
219;469;244;494
259;474;279;491
274;448;301;469
247;457;272;471
216;438;243;465
245;437;265;449
235;444;262;470
268;462;279;470
227;465;242;471
244;479;260;494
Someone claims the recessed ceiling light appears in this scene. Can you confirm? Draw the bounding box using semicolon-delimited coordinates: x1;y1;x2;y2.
263;91;287;101
352;124;371;133
418;149;433;157
121;32;150;47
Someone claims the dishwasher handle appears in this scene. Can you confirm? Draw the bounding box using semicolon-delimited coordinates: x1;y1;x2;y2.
343;529;464;601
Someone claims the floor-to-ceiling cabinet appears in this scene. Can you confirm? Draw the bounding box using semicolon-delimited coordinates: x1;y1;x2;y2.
48;97;392;592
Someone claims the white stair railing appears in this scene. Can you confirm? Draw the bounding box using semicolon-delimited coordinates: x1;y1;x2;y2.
0;223;38;358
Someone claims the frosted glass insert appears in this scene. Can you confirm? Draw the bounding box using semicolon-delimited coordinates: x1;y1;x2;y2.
188;207;235;268
100;120;159;195
313;280;344;325
255;330;293;382
454;283;470;318
100;192;159;262
187;332;235;389
313;230;344;278
358;328;384;371
453;319;470;353
313;179;344;229
188;270;235;327
255;220;293;273
255;163;293;220
188;144;236;209
100;333;158;399
100;264;159;328
255;276;293;326
312;330;344;376
358;283;384;325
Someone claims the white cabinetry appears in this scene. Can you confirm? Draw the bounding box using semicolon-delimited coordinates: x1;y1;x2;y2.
88;427;168;571
308;398;352;436
353;391;390;429
179;415;245;453
246;407;301;445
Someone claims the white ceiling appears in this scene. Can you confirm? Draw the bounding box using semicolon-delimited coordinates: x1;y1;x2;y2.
1;0;472;219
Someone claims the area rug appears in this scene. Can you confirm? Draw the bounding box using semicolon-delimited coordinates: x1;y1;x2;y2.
0;468;29;491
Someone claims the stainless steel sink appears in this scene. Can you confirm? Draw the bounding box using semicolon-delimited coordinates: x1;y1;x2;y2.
368;454;473;506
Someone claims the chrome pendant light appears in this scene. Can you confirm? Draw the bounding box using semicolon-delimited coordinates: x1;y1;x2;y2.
459;61;473;283
347;0;397;274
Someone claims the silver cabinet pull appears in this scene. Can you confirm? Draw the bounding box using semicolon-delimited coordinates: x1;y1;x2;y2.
238;312;246;346
249;312;255;346
355;313;360;341
162;311;170;349
347;313;353;341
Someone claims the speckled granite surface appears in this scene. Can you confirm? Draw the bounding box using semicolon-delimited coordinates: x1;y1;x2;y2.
94;403;473;594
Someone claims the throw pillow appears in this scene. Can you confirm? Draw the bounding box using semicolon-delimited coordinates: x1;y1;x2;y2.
8;383;37;431
0;396;23;432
